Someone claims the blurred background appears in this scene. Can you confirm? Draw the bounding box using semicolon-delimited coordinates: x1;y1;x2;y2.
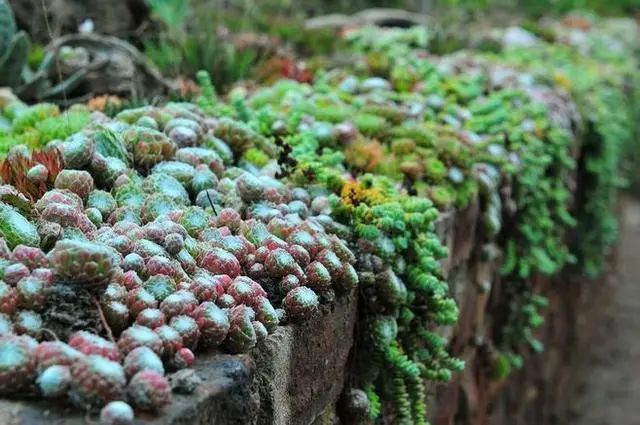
5;0;639;99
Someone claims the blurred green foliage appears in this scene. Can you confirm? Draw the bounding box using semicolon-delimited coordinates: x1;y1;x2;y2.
435;0;638;16
143;0;290;90
141;0;637;92
277;0;640;15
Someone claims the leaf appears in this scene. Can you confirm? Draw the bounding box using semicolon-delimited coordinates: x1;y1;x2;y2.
0;192;32;216
0;0;17;55
0;31;30;87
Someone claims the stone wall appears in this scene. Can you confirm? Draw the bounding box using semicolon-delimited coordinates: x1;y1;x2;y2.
0;193;615;425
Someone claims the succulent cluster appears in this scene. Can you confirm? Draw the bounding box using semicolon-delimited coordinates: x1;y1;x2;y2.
488;17;640;279
0;99;358;418
250;75;482;210
331;176;462;423
0;102;91;159
471;16;639;366
240;15;637;421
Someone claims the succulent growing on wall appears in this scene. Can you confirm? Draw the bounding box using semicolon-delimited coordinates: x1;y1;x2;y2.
331;175;463;423
491;26;638;279
244;15;638;401
0;12;636;424
467;17;640;367
0;99;362;418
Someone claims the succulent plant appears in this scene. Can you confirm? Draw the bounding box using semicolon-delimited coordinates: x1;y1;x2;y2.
103;301;130;334
11;244;47;270
123;346;165;378
124;126;177;170
86;190;117;218
117;325;164;358
193;301;229;348
0;335;37;394
47;240;118;287
153;325;183;360
126;287;158;317
169;315;200;350
36;365;71;398
282;286;319;321
68;331;120;362
16;275;46;310
160;290;198;319
0;203;40;249
68;354;127;409
143;275;177;301
14;309;43;338
34;341;84;372
61;133;95;169
223;305;257;354
0;282;18;315
170;347;195;370
127;370;171;411
213;117;275;158
100;400;135;425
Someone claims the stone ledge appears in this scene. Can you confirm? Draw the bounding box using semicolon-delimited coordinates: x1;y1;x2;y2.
0;193;613;425
0;292;357;425
253;291;357;425
0;354;255;425
0;190;612;425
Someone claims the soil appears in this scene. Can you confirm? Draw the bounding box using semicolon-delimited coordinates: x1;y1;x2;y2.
42;284;102;341
568;198;640;425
